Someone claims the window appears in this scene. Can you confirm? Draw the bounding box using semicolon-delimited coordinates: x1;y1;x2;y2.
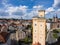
41;15;42;17
40;37;42;39
35;24;37;26
35;30;36;32
40;25;42;27
34;35;36;38
57;25;59;28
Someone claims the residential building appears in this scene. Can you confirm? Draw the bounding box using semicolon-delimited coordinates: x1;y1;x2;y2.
46;22;51;31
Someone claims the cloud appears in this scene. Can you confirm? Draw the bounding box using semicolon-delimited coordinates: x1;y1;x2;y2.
6;5;28;19
57;9;60;11
53;0;60;8
0;1;28;19
23;5;44;19
1;0;60;19
45;7;60;18
7;5;43;19
0;0;30;19
45;7;55;14
44;0;60;18
2;0;11;8
55;9;60;15
0;11;9;16
7;5;28;12
6;5;28;16
33;5;43;9
0;5;44;19
45;0;60;15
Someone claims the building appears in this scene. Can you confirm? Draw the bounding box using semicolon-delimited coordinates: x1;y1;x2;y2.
46;22;51;31
46;15;60;30
0;32;9;43
51;15;60;29
32;10;46;45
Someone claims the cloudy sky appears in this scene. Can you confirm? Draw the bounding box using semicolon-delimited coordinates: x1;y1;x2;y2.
0;0;60;19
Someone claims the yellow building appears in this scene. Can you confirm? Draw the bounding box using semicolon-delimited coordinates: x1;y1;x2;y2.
32;10;46;45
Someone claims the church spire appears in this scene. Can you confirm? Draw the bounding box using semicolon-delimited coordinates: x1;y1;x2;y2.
53;15;55;18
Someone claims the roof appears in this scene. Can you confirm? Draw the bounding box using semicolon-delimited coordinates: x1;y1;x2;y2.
33;16;45;19
51;37;60;45
33;42;41;45
38;10;45;12
33;16;40;18
0;32;9;43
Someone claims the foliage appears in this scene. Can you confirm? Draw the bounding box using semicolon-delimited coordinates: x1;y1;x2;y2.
23;37;28;43
26;25;32;30
49;18;52;21
53;33;58;39
23;36;32;44
53;30;59;33
57;29;60;32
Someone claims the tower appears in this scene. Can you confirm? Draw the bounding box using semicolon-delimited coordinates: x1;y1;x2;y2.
32;10;46;45
53;14;58;22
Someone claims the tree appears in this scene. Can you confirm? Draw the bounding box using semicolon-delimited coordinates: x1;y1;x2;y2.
53;33;58;39
53;29;59;33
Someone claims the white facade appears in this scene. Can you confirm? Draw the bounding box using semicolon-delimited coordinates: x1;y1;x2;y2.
46;23;51;30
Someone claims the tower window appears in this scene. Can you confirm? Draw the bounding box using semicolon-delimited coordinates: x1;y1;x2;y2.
35;24;37;26
40;25;42;27
35;30;36;32
35;36;36;38
40;37;41;39
41;15;42;17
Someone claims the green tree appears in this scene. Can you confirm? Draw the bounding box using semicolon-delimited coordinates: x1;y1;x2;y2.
53;33;58;39
53;29;59;33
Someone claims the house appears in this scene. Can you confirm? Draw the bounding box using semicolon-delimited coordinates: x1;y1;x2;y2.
46;22;51;30
0;32;9;43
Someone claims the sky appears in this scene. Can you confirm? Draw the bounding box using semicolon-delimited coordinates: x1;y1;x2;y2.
0;0;60;19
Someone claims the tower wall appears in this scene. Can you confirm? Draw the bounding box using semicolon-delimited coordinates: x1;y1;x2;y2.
32;10;46;45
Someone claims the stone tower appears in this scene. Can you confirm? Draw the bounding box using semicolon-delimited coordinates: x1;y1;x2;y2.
32;10;46;45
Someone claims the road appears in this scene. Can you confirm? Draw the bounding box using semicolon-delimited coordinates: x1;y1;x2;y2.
46;29;57;44
0;38;11;45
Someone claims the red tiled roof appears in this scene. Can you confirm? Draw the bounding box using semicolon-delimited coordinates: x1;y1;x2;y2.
0;32;9;43
33;42;41;45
